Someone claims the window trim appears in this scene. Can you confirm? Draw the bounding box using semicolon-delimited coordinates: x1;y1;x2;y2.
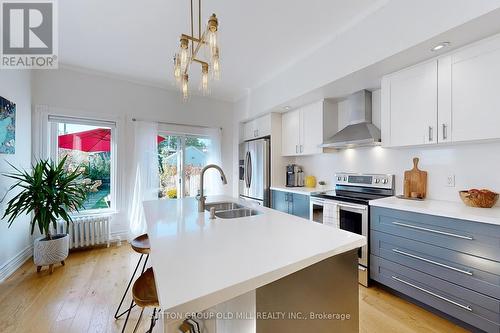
48;116;117;214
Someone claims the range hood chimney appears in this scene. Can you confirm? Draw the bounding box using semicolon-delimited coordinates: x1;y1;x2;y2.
320;90;381;148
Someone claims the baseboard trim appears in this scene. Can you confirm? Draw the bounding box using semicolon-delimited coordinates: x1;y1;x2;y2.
110;230;130;243
0;245;33;283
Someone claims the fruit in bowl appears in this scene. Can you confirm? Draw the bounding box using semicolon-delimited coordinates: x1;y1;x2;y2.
459;189;499;208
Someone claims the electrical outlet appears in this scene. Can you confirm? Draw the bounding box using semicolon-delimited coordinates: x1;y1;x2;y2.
446;174;456;187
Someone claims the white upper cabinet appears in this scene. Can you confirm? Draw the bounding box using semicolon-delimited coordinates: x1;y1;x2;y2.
281;100;337;156
242;114;272;141
281;110;301;155
382;32;500;147
442;34;500;143
381;60;438;147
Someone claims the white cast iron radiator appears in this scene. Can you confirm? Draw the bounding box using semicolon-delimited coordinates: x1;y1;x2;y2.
57;215;111;249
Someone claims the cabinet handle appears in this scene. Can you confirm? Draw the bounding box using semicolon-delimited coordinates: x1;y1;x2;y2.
295;145;298;153
391;221;473;240
300;145;303;153
285;193;288;202
392;249;473;275
391;276;472;312
428;126;433;142
442;124;447;140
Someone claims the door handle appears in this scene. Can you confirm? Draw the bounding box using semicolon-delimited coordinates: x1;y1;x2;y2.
442;124;447;140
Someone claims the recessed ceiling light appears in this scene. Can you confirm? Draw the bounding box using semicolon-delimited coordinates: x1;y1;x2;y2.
283;106;291;111
431;42;450;52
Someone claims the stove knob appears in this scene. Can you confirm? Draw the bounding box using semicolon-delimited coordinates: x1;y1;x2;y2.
343;177;347;182
337;176;342;181
382;178;388;184
374;178;380;184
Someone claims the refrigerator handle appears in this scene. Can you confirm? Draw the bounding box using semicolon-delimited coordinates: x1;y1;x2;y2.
245;151;250;188
247;151;253;188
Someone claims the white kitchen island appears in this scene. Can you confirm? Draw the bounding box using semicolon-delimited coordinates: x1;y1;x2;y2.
143;196;366;333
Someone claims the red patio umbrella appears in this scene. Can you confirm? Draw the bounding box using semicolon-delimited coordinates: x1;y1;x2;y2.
58;128;166;152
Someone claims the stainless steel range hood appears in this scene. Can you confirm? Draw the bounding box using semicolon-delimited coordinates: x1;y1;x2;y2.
320;90;381;148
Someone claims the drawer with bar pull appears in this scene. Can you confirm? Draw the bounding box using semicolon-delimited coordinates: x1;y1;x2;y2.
371;256;500;333
371;207;500;262
371;230;500;299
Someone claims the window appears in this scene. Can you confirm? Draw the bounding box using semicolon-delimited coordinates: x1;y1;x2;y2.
157;133;214;199
49;116;116;212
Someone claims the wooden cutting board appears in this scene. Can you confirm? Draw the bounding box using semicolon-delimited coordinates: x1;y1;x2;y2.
404;157;427;199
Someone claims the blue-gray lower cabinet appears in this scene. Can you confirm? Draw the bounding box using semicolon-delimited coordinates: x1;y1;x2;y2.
271;190;310;219
370;206;500;333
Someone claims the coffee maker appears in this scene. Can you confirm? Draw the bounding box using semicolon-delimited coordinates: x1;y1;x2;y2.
286;164;304;187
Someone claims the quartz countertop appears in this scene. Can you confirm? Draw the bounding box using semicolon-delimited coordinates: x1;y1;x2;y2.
370;196;500;226
270;185;331;195
143;195;366;314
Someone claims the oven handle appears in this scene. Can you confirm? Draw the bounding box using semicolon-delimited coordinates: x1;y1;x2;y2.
310;198;327;205
337;202;367;211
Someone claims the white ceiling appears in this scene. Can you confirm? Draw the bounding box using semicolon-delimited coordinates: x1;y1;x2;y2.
59;0;385;101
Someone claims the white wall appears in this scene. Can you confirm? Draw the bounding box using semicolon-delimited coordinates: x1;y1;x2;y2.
32;68;234;237
295;90;500;204
0;71;32;281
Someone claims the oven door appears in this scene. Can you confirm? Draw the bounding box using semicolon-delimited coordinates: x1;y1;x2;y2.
337;202;368;268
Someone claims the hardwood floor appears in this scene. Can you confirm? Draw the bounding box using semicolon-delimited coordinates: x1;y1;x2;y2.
0;245;469;333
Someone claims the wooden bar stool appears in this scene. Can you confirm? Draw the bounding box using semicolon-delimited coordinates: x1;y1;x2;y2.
114;234;150;320
121;267;159;333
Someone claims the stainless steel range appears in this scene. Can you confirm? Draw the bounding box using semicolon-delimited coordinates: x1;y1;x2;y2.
310;173;395;286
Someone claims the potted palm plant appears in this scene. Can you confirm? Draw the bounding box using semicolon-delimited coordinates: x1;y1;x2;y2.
2;157;88;273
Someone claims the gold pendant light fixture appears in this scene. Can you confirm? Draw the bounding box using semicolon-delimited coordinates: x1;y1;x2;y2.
173;0;220;100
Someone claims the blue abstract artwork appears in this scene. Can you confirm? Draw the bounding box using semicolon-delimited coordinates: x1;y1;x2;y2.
0;96;15;154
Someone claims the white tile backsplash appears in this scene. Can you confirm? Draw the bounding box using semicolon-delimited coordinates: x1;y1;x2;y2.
296;141;500;204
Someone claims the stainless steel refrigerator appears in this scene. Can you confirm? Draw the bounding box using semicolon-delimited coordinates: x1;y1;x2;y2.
239;138;270;207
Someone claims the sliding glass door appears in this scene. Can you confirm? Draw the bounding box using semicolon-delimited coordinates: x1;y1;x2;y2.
158;133;213;199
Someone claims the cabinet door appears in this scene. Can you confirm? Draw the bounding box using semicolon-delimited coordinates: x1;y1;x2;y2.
271;190;289;214
254;114;271;138
281;110;300;156
243;121;255;141
300;102;323;155
447;35;500;142
383;60;438;147
291;193;310;219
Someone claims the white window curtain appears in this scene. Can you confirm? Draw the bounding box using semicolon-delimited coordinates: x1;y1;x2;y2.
128;121;159;237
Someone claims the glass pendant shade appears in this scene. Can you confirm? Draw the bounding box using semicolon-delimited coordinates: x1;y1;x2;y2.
174;55;182;82
211;47;220;80
201;64;209;95
182;74;189;100
208;30;218;56
179;46;189;70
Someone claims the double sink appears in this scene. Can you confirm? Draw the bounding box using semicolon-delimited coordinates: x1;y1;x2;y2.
205;202;261;219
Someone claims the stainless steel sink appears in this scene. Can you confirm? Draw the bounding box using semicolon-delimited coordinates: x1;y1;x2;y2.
215;208;262;219
205;202;244;212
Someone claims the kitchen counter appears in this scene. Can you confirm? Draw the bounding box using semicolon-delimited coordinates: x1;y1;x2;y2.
270;185;330;195
143;195;365;332
370;196;500;226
